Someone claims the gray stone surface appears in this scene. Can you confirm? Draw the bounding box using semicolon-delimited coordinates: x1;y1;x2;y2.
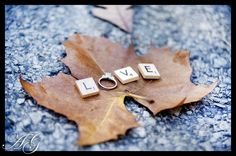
5;5;231;151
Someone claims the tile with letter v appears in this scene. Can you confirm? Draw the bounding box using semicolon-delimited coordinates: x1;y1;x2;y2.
114;66;139;84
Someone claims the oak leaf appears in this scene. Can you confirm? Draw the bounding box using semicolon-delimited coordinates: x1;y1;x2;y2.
20;34;217;146
92;5;133;33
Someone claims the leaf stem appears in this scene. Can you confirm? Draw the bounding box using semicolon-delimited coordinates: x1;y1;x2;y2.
127;93;154;104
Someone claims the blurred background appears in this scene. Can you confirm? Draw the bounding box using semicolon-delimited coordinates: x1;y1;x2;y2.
5;5;231;151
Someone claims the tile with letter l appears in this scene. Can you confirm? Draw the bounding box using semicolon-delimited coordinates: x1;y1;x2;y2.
114;66;139;84
75;77;99;98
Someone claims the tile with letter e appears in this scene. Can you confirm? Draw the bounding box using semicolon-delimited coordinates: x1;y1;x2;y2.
114;66;139;84
138;63;160;79
75;77;99;98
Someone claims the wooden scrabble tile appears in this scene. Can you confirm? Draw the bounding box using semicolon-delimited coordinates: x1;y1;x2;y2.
75;77;99;98
138;63;160;79
114;66;139;84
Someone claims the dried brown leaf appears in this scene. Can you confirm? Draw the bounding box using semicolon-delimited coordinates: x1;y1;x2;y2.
20;34;217;146
92;5;133;33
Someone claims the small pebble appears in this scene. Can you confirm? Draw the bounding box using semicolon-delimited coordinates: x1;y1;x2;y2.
17;98;25;104
29;112;43;124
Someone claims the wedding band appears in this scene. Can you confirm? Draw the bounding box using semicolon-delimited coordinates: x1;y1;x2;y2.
98;72;117;90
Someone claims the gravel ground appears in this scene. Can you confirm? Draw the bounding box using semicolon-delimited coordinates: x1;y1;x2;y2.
5;5;231;151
